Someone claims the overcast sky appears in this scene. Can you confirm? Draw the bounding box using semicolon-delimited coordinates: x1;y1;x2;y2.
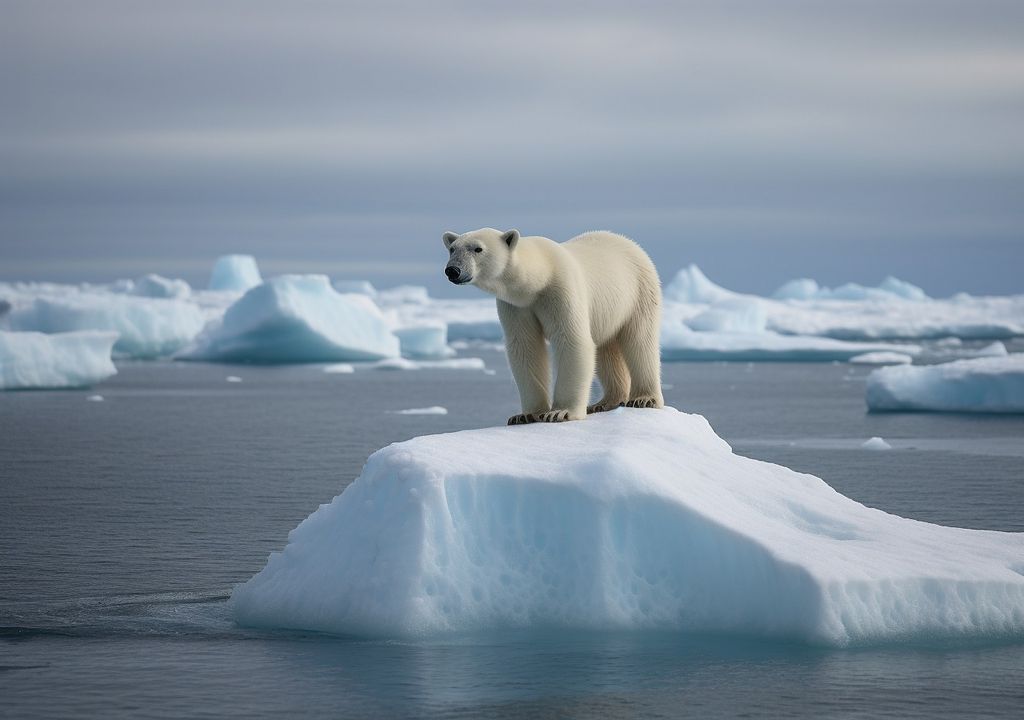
1;0;1022;296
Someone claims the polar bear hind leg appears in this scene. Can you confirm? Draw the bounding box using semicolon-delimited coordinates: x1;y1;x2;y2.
588;339;630;413
618;313;664;409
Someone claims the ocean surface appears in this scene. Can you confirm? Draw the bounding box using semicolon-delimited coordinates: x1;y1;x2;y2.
2;349;1023;719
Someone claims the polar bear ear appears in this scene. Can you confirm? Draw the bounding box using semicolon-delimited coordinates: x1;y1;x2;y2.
501;229;520;250
442;231;459;249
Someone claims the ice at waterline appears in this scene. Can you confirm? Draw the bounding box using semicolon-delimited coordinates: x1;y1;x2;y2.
232;408;1024;646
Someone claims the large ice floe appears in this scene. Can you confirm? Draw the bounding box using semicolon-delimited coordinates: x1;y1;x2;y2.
0;330;117;390
181;275;400;363
2;285;205;358
866;355;1024;413
232;408;1024;646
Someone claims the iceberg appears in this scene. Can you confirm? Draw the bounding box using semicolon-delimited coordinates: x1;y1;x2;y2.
686;299;767;334
129;274;191;299
866;355;1024;413
5;292;205;359
0;330;117;390
232;408;1024;645
661;324;920;362
393;324;454;359
771;276;927;302
332;280;378;298
181;275;400;363
390;406;449;415
368;357;486;371
662;265;736;304
208;254;262;292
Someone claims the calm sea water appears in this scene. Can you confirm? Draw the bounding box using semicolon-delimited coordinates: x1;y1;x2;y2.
2;348;1024;718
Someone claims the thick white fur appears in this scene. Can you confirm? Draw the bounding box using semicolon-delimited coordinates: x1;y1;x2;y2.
442;228;664;423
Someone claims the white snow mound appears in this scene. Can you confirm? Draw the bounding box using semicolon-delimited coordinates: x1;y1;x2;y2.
867;355;1024;413
0;330;118;390
181;275;400;363
232;408;1024;645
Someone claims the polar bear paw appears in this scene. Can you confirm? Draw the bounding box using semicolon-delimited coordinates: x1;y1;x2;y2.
537;409;583;422
624;396;662;409
507;413;538;425
587;401;624;414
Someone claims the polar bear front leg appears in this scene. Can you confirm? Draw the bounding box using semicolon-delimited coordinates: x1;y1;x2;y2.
542;331;594;422
498;301;551;425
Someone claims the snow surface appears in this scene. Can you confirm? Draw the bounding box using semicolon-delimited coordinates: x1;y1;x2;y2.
208;255;262;292
181;275;400;363
0;330;117;390
390;406;449;415
849;352;914;365
866;355;1024;413
861;437;892;451
232;408;1024;645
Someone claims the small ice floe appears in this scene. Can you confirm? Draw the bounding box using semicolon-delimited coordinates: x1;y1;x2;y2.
86;394;105;402
389;406;448;415
226;376;243;383
369;357;486;371
322;363;355;374
867;355;1024;413
849;352;914;365
861;436;892;451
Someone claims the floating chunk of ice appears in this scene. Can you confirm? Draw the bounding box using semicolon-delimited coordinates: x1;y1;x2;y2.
390;406;449;415
849;352;914;365
861;437;892;451
368;357;486;371
86;394;105;402
0;330;118;390
226;376;242;383
181;275;400;364
232;408;1024;645
686;299;767;334
322;363;355;374
866;355;1024;413
208;255;262;292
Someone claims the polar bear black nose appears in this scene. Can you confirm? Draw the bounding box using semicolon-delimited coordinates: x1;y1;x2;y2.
445;266;461;282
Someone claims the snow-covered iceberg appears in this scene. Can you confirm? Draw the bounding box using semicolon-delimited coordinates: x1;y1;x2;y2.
0;330;117;390
866;355;1024;413
181;275;400;363
772;276;928;302
232;408;1024;646
4;291;205;358
208;254;262;292
129;273;191;299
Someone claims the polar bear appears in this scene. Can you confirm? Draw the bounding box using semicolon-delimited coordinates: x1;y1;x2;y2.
442;228;664;424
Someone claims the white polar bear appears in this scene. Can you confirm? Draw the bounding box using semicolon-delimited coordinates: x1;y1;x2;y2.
443;228;664;424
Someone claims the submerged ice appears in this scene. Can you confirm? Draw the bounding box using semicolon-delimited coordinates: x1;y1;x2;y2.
232;408;1024;646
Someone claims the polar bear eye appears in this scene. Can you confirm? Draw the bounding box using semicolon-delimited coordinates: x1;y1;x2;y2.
474;247;483;253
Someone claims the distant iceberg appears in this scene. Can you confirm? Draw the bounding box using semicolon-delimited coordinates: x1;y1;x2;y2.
233;408;1024;645
661;324;919;362
866;355;1024;413
849;351;914;365
129;273;192;299
663;265;735;304
181;275;400;364
772;276;927;302
208;254;262;292
0;330;117;390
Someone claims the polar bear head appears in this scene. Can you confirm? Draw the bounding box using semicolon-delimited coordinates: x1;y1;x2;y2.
442;228;520;286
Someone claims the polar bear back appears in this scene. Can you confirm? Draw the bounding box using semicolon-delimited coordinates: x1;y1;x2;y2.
562;231;661;345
